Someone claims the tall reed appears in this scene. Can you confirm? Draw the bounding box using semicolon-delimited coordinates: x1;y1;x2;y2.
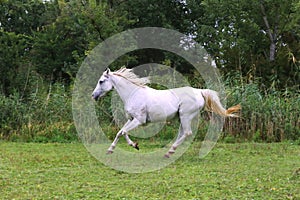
224;74;299;142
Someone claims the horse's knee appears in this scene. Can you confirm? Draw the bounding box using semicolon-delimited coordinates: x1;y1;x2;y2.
117;131;125;137
186;131;192;136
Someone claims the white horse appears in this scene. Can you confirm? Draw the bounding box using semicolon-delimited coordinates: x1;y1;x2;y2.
92;67;240;157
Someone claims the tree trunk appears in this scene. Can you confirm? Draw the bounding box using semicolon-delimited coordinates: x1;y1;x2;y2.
269;41;276;62
260;1;277;62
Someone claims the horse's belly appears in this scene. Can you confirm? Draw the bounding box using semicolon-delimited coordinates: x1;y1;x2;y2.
146;91;179;122
146;103;178;122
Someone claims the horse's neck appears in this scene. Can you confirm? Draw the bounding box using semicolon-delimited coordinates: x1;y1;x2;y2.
111;75;141;103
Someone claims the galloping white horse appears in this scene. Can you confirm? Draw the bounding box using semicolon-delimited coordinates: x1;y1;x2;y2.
92;67;240;157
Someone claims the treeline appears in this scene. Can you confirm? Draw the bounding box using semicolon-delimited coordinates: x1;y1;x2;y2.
0;0;299;142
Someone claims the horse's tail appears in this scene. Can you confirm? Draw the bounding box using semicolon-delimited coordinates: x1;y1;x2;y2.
201;89;241;117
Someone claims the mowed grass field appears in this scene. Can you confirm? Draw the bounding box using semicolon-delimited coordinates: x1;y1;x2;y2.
1;141;300;199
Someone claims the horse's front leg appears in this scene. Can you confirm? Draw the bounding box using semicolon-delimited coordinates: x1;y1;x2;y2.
120;120;139;150
124;134;139;150
107;118;142;154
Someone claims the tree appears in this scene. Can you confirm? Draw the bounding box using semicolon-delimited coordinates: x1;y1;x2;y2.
0;0;60;95
191;0;300;88
0;0;59;34
0;31;29;94
111;0;196;71
31;3;87;81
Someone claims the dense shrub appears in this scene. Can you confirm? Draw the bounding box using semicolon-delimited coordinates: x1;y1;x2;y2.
0;83;77;142
0;75;299;143
0;93;27;135
223;74;300;142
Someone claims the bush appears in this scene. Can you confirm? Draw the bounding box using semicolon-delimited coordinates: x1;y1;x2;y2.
0;83;77;142
0;93;28;137
223;73;300;142
0;72;299;143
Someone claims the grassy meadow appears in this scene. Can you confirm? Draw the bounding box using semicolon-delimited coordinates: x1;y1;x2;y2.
0;75;299;199
1;141;299;199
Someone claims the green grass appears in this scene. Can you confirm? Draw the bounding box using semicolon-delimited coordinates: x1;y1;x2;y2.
1;141;299;199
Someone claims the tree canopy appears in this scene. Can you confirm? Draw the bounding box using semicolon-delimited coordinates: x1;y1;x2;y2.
0;0;299;95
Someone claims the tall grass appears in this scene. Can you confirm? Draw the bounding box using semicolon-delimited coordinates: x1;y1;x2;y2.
224;73;300;142
0;83;77;142
0;73;299;143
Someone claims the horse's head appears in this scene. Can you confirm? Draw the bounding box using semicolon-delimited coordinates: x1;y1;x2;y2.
92;68;113;100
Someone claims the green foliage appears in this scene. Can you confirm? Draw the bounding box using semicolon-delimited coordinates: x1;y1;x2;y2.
0;0;58;34
0;92;27;134
0;31;31;94
192;0;300;88
0;83;77;142
0;0;299;143
120;0;191;31
223;73;300;142
1;78;297;143
1;0;299;90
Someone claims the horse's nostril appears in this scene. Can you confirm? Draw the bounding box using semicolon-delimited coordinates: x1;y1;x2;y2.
91;93;99;101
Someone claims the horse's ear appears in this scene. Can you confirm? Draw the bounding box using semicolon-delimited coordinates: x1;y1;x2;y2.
104;68;111;78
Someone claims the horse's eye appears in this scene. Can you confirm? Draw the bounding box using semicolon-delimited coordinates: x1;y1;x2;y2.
99;80;104;84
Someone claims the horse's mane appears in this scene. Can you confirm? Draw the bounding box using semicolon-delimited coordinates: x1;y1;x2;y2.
113;67;150;87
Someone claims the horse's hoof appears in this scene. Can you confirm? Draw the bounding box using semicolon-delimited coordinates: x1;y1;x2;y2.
168;150;175;155
132;142;139;150
164;150;175;158
164;154;170;158
107;150;113;154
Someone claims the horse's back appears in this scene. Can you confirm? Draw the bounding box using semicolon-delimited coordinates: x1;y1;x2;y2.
146;86;205;110
169;87;205;113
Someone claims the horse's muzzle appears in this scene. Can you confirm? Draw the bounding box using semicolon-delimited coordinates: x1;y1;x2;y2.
92;93;100;101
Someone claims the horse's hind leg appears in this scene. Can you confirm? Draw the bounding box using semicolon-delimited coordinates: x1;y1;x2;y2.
165;115;195;158
166;124;183;156
165;130;192;158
